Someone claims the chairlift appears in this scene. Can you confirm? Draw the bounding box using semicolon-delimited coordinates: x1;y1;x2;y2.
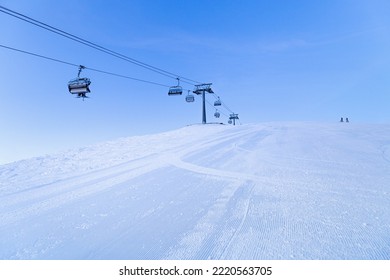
68;77;91;94
185;94;194;102
214;98;221;106
214;110;220;118
168;78;183;95
185;90;195;102
68;65;91;99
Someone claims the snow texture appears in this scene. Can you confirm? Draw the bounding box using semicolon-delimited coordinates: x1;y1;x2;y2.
1;122;390;260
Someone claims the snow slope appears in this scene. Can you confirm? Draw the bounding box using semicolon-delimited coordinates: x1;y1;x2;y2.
1;122;390;260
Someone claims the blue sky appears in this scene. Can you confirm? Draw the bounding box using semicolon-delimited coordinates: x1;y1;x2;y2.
1;0;390;164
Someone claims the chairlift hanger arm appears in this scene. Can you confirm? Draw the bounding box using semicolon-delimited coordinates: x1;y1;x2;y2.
78;65;86;77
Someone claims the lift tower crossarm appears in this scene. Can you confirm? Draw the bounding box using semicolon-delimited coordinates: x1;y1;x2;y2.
193;83;213;94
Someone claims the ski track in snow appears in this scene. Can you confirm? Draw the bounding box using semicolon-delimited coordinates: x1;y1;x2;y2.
0;158;165;227
1;122;390;259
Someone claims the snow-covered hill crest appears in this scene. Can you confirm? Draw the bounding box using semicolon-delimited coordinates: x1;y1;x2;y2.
1;122;390;259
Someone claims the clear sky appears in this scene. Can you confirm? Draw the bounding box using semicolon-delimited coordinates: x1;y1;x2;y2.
1;0;390;164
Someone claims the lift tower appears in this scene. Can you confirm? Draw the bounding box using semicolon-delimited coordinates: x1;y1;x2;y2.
193;83;214;124
229;113;239;125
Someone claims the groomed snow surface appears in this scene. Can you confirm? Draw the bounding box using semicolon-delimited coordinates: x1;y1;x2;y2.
1;122;390;260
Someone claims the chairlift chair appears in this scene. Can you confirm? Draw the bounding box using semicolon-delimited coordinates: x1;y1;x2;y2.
214;98;221;106
214;110;220;118
68;65;91;99
168;77;183;95
168;86;183;95
185;93;195;102
68;77;91;94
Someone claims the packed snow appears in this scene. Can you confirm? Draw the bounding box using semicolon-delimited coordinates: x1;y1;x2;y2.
1;122;390;260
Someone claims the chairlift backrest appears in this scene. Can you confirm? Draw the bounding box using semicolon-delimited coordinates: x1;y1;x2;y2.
214;99;221;106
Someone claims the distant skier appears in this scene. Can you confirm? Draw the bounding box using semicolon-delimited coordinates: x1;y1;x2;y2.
346;118;349;123
340;117;344;122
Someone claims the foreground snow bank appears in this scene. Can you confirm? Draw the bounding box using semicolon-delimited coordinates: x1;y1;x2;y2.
1;122;390;259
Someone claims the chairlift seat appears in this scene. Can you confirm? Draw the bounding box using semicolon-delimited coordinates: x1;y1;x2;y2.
214;111;220;118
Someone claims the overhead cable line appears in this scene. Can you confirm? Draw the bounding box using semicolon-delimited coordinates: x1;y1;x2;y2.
0;44;79;68
87;67;170;88
0;43;170;88
0;5;201;85
221;102;234;114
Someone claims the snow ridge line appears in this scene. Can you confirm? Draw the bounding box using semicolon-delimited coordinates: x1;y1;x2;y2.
166;154;289;186
161;127;276;183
